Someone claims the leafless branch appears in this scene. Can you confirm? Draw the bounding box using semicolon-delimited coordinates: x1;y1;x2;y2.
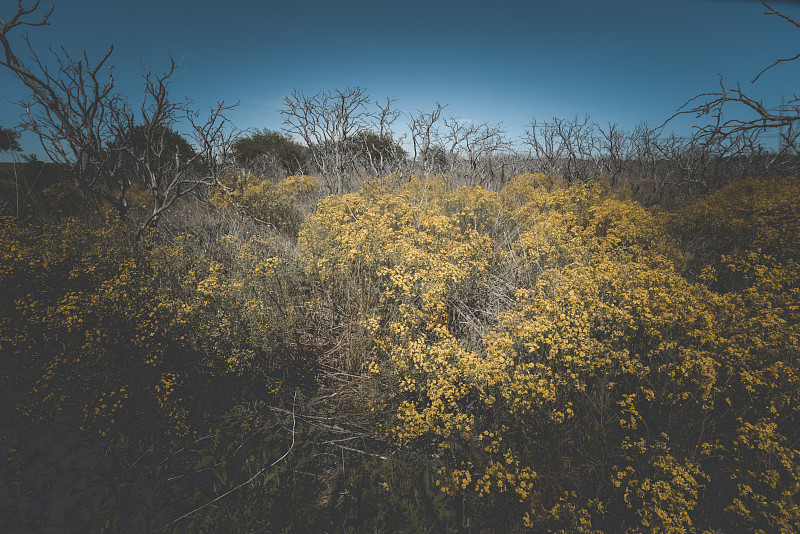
281;87;372;193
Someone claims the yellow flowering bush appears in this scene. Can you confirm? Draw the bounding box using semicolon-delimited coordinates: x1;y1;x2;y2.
2;168;797;531
150;225;308;381
301;174;800;532
209;173;321;235
0;217;190;439
674;176;800;532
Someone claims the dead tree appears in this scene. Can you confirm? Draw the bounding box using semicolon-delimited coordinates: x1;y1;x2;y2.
440;116;509;187
408;103;446;176
523;116;597;183
1;1;236;237
554;115;595;183
361;97;406;178
1;1;131;215
126;61;236;239
666;1;800;179
467;123;510;188
597;122;631;187
627;123;661;184
281;87;371;194
523;119;564;177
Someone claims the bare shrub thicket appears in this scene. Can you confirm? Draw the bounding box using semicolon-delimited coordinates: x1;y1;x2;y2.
277;84;797;205
522;116;799;204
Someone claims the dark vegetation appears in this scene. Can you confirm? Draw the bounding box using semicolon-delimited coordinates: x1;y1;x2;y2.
1;1;799;532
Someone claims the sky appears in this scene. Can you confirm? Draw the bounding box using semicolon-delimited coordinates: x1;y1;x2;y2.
1;0;799;160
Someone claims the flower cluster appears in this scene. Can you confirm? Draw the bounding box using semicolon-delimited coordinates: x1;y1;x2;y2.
300;174;800;531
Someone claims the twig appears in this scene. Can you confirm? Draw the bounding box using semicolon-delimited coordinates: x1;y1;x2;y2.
129;443;154;469
321;436;361;445
270;390;297;467
166;391;297;527
337;444;387;460
155;434;212;468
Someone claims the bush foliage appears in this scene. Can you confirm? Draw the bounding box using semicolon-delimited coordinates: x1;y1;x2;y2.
1;173;798;532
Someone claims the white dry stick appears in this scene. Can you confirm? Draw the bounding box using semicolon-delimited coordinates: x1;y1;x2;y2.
166;391;297;528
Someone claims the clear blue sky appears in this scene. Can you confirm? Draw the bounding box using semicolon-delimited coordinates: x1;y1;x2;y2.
1;0;798;159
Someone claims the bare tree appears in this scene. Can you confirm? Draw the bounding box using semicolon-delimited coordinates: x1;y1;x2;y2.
523;119;564;176
596;122;632;187
488;148;529;189
360;97;406;177
440;116;509;186
628;122;661;184
467;122;511;188
1;1;130;215
1;1;236;237
554;115;596;183
281;87;371;194
124;60;237;239
408;103;446;175
666;1;800;177
523;116;598;183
